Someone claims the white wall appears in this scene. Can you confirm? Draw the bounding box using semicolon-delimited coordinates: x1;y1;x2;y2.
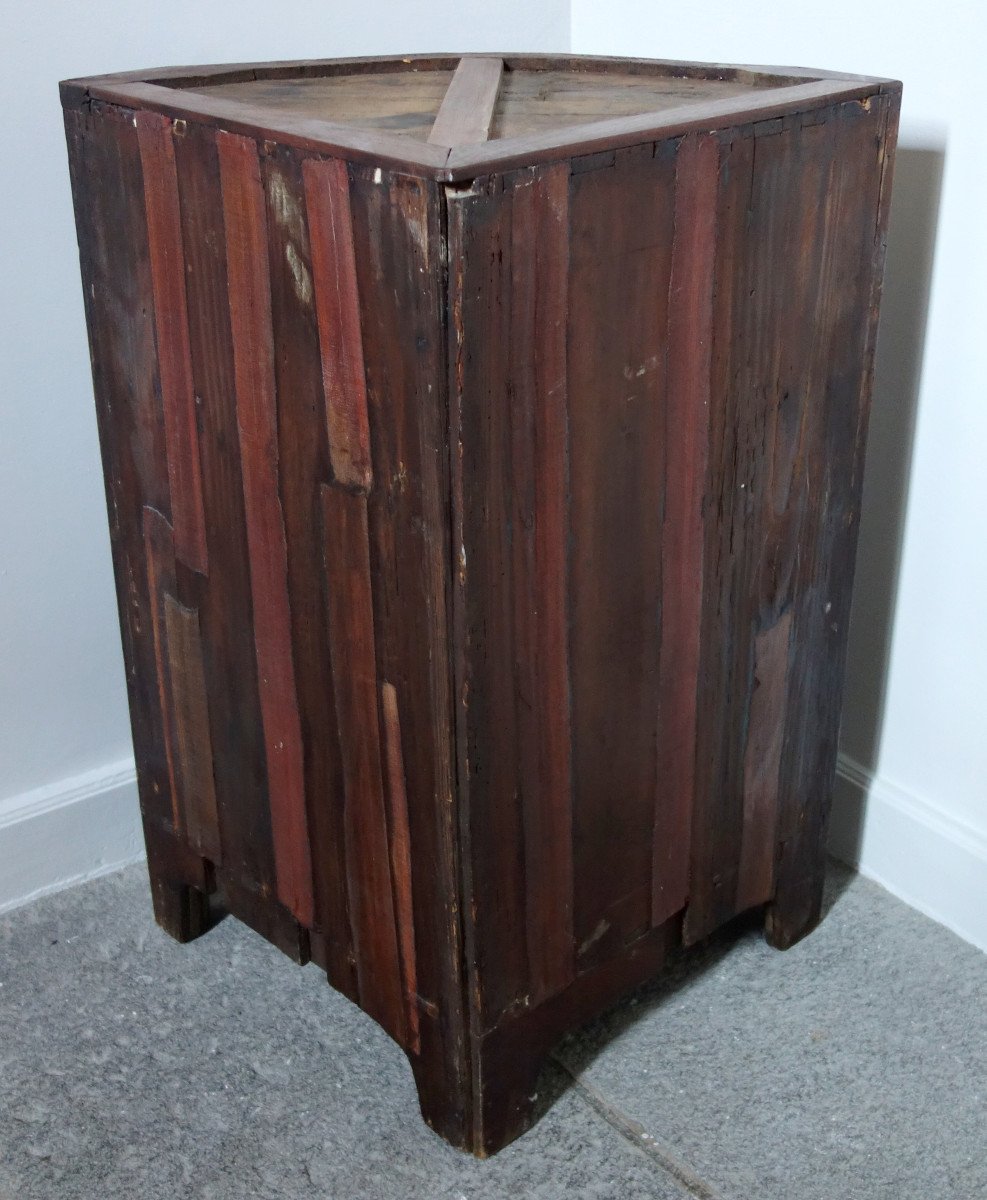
0;2;568;910
573;1;987;950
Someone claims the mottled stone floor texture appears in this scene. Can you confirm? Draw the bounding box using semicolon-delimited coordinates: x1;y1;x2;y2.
1;861;984;1199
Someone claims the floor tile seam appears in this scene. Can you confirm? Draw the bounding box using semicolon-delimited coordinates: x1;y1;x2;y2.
549;1053;727;1200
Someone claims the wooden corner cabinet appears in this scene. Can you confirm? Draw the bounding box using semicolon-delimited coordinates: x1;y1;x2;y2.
61;53;900;1156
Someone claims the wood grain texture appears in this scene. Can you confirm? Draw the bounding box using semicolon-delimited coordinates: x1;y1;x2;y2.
568;144;675;966
320;482;406;1043
427;56;503;147
217;128;314;928
171;118;276;895
509;164;575;1002
302;156;373;491
261;144;356;995
651;132;718;928
142;505;182;833
381;681;419;1053
136;111;209;574
347;165;468;1123
163;593;222;863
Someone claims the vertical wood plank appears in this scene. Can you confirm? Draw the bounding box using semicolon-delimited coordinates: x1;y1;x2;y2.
217;129;314;928
136;111;209;575
64;104;175;850
381;681;420;1053
568;145;675;964
320;482;406;1041
263;145;356;995
448;179;530;1025
302;157;372;492
171;119;276;896
163;593;223;863
509;164;575;1001
651;132;718;928
143;505;182;833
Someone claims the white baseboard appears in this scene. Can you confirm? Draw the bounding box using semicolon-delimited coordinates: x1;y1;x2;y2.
829;753;987;954
0;758;145;915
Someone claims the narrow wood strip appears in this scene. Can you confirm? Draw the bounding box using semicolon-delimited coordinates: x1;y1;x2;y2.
142;506;182;833
427;56;504;147
510;164;575;1000
320;482;406;1042
136;111;209;575
381;681;420;1053
302;157;372;492
261;145;357;997
216;129;314;928
651;132;718;927
163;594;222;863
736;610;792;910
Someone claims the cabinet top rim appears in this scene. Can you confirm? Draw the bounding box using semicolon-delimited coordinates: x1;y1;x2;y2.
60;53;901;182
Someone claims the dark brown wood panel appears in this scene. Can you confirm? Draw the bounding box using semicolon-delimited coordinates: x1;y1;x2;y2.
651;131;718;928
448;178;529;1028
135;111;209;575
143;505;182;833
508;165;575;1002
260;142;356;994
568;144;675;965
303;157;373;491
320;482;406;1043
163;593;222;863
171;119;276;895
64;103;176;848
347;164;468;1111
766;96;897;947
381;681;419;1053
217;129;314;928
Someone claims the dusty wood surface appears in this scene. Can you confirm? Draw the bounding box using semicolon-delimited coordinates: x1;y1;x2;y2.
65;60;900;1157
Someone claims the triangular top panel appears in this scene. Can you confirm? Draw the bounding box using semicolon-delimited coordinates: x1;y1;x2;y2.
61;54;897;181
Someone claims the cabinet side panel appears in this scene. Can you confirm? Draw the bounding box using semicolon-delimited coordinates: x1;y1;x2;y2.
64;102;179;859
765;93;900;946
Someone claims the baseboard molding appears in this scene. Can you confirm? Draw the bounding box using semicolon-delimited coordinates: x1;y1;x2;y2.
0;758;145;915
829;753;987;954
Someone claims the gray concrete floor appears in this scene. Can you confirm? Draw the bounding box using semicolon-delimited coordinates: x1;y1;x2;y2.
0;862;984;1199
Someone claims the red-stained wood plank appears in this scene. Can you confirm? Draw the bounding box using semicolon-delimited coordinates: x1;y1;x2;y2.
171;118;277;897
261;144;357;996
509;164;575;1001
302;157;372;492
163;593;222;864
427;56;504;148
216;128;314;928
320;482;406;1042
651;132;718;928
136;111;209;575
381;680;419;1053
142;505;182;833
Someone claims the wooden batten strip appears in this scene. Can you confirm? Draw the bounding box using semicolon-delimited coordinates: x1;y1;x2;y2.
427;56;504;147
136;111;209;575
652;131;719;928
510;164;576;1000
320;483;407;1043
381;681;420;1053
142;505;183;833
216;128;314;928
163;594;223;863
302;157;372;492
